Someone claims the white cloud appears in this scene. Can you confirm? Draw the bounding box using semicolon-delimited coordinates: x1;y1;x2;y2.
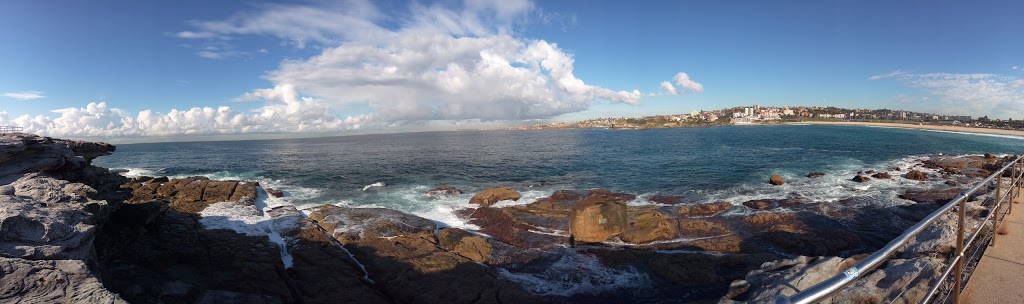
178;0;674;123
672;72;704;94
872;71;1024;118
3;91;46;100
660;81;677;95
0;94;367;138
868;70;907;80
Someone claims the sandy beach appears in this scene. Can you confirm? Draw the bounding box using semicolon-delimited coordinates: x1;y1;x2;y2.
790;121;1024;137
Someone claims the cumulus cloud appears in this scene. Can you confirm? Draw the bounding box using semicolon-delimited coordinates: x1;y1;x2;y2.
660;81;678;95
0;91;368;138
3;91;46;100
180;0;684;123
871;71;1024;118
672;72;704;94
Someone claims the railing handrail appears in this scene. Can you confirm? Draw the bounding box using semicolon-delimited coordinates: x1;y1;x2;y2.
0;126;24;134
776;154;1024;304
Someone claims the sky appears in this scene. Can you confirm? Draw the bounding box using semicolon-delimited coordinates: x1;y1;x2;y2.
1;0;1023;142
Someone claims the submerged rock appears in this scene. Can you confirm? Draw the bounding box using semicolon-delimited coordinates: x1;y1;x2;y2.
806;172;825;178
469;187;521;207
852;175;870;182
425;185;463;198
570;194;628;243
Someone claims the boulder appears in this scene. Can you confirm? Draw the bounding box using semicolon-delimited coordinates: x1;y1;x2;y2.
806;172;825;178
769;175;785;186
852;175;870;183
468;187;521;207
425;186;463;198
904;170;929;181
871;172;892;179
620;211;678;244
570;194;628;243
985;152;996;159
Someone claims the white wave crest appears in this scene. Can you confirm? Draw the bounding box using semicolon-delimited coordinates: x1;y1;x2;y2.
362;181;385;191
499;252;650;296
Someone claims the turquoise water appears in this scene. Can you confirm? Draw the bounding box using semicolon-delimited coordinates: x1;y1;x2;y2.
96;124;1024;226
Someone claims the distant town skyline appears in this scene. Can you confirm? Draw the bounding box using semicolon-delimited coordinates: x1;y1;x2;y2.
2;0;1023;139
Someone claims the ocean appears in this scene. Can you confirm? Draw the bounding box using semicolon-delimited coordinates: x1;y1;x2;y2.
96;124;1024;229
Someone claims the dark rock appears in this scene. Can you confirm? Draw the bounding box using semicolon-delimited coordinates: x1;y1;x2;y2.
425;185;463;198
985;152;996;159
743;212;796;226
806;172;825;178
852;175;871;182
264;187;284;198
871;172;892;179
899;188;968;204
742;199;802;210
650;195;684;205
588;189;638;202
769;175;785;186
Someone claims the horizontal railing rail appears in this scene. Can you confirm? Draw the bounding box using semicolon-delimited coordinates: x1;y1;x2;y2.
0;126;24;134
775;154;1024;304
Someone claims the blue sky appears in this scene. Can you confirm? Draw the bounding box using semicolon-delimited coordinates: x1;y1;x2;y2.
2;0;1022;140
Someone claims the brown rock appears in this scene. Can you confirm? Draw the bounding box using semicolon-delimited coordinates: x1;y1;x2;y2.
570;194;628;243
437;228;493;263
852;175;870;183
871;172;892;179
687;235;744;253
469;187;521;207
769;175;785;186
203;180;237;202
229;181;258;204
743;212;796;226
904;170;928;181
677;201;733;216
621;211;678;244
678;219;730;237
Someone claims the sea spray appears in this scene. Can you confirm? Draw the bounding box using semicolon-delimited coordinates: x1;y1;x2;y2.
498;249;651;296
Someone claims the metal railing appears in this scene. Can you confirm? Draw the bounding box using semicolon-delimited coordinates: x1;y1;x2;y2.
775;154;1024;304
0;126;23;134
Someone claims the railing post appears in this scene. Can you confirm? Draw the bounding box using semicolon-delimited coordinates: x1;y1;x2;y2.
955;197;966;304
993;174;1002;247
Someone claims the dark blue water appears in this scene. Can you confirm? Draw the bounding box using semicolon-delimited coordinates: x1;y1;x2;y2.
96;125;1024;225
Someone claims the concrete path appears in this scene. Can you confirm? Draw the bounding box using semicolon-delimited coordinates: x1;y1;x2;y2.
963;185;1024;303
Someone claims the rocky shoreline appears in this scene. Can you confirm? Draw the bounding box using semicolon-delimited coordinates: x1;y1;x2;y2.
1;133;1014;303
